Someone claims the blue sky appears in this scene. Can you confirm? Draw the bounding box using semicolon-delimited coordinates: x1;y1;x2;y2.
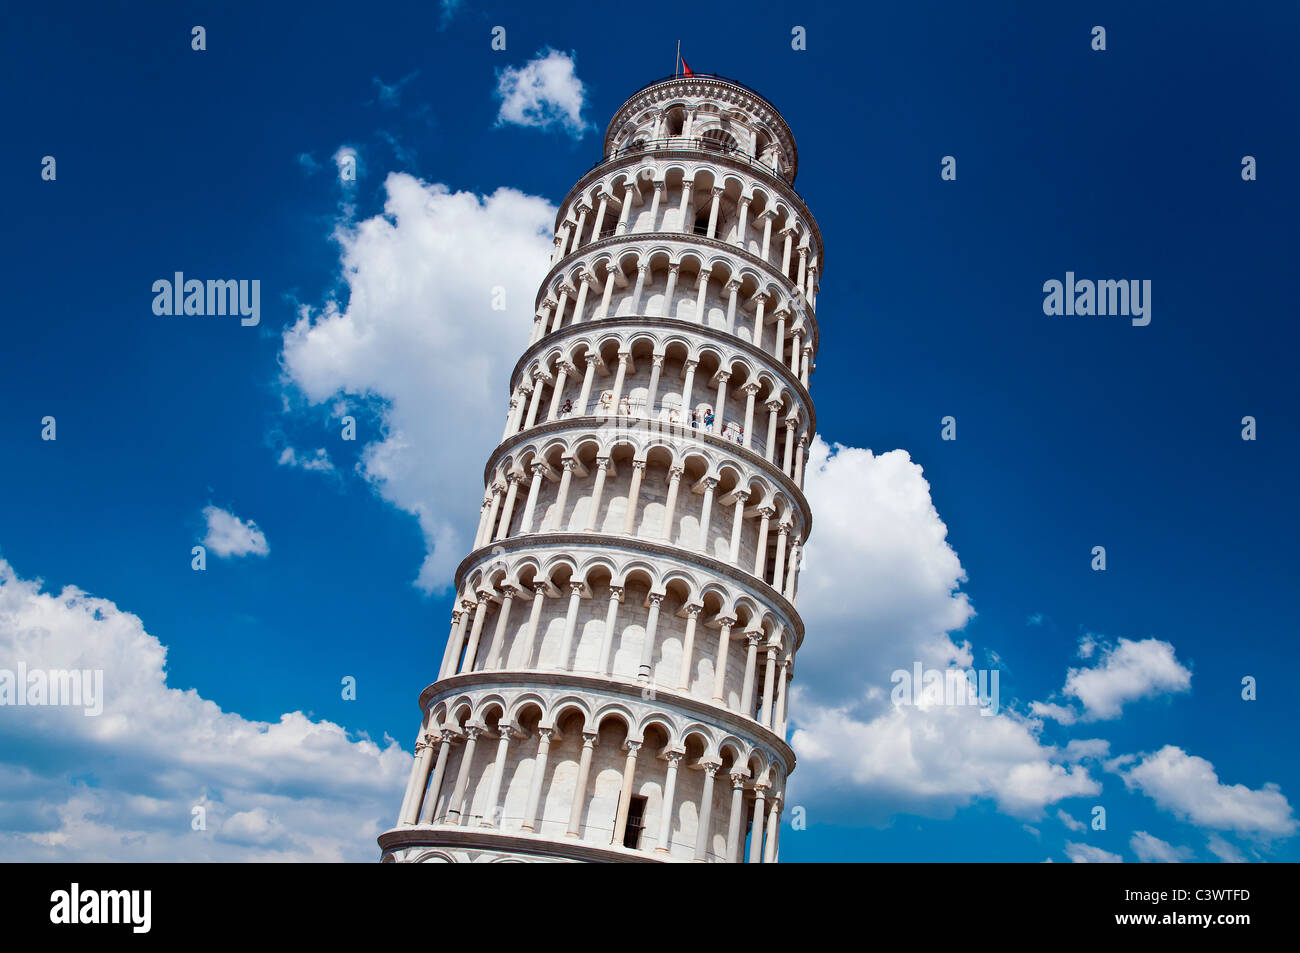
1;0;1297;862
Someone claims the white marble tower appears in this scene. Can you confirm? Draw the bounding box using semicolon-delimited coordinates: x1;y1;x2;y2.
380;73;821;863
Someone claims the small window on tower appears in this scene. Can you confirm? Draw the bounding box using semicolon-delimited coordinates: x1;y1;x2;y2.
623;795;648;848
693;212;709;236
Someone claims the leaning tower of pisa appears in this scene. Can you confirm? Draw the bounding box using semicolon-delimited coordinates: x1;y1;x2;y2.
380;73;821;863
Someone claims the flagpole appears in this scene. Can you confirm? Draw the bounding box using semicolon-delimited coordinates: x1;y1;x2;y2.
675;40;680;77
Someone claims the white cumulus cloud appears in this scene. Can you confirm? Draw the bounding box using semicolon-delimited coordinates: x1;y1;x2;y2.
0;556;408;860
1064;842;1123;863
1130;830;1193;863
1035;636;1191;723
1119;745;1296;839
789;439;1104;819
495;49;589;136
201;505;270;559
280;173;555;591
278;446;335;473
1064;637;1191;720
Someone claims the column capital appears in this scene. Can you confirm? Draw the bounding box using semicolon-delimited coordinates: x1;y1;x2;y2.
757;504;777;518
745;631;763;647
765;398;783;412
568;581;585;596
725;278;742;294
668;465;684;481
684;603;703;619
581;730;599;747
667;261;681;275
702;761;721;778
624;739;643;755
561;457;579;472
536;726;556;743
742;381;762;395
463;725;484;743
608;584;625;601
664;749;685;766
647;592;665;607
530;461;547;476
682;358;699;371
716;615;737;630
729;772;748;789
631;459;647;472
595;456;612;471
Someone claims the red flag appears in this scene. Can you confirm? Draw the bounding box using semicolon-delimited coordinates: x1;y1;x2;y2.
680;57;694;77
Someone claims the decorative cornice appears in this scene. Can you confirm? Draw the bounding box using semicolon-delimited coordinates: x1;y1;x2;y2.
555;147;823;275
453;532;806;649
415;669;797;767
538;231;820;348
484;409;813;531
513;314;817;437
378;825;667;863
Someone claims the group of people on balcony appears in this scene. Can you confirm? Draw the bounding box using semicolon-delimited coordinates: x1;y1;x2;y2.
553;390;745;444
